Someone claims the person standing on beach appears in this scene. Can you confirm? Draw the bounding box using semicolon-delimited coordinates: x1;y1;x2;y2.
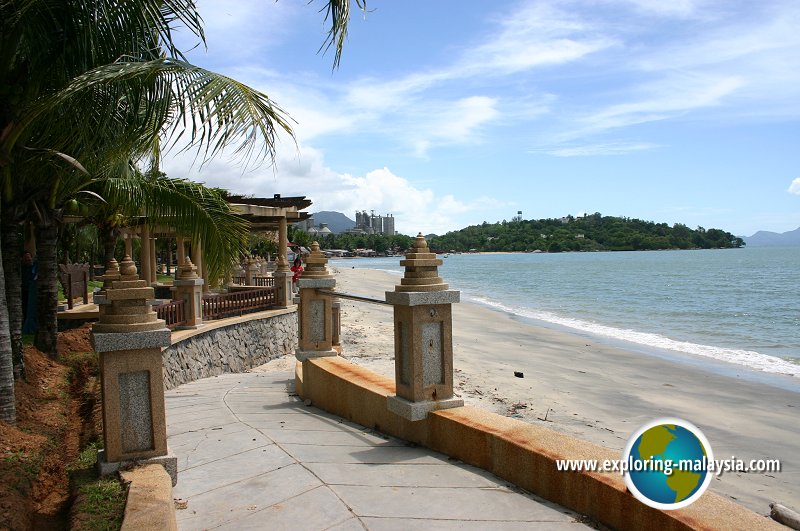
291;257;304;293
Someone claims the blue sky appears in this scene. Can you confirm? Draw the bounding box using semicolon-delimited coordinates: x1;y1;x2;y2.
163;0;800;237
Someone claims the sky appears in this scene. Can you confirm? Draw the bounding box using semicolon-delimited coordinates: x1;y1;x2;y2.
163;0;800;237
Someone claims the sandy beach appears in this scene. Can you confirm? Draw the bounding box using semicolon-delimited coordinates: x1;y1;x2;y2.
328;265;799;516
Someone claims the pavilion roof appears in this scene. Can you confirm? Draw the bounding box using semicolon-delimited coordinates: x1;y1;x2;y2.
225;194;312;210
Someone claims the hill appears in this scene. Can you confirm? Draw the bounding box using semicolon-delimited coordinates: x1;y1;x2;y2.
743;226;800;247
428;213;744;252
311;211;355;234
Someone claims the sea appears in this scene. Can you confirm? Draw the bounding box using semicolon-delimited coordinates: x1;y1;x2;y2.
332;247;800;384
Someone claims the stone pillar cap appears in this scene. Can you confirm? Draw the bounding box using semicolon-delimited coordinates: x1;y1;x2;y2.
99;258;121;295
302;241;333;280
119;254;138;281
178;256;198;280
394;234;448;292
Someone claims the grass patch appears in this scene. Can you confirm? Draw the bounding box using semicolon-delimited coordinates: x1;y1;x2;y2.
69;442;126;531
68;442;101;474
75;478;128;531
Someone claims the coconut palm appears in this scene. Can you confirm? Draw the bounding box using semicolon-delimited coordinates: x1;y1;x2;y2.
0;0;363;423
0;226;14;424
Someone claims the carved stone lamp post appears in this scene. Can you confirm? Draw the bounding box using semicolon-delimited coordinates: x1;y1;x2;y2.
91;255;176;484
295;242;337;361
386;234;463;421
172;257;204;329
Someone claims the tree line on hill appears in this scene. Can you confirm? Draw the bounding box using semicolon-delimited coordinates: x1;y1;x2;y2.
289;225;414;254
428;213;745;253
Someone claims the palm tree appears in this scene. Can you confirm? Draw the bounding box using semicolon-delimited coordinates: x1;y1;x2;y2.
0;207;15;424
0;0;363;423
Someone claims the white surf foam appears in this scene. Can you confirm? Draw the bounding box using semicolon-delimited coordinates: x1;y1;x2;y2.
467;294;799;378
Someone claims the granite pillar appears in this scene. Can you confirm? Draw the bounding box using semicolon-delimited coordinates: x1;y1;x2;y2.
386;234;463;421
172;257;204;329
295;242;336;361
91;255;176;484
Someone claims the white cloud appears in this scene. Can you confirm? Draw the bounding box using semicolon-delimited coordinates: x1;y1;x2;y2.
548;73;744;145
612;0;699;17
535;141;658;157
161;143;503;235
410;96;500;156
182;0;301;65
456;2;616;77
788;178;800;195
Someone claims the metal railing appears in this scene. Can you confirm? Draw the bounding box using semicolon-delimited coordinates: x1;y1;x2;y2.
155;299;187;329
202;287;278;320
317;289;390;305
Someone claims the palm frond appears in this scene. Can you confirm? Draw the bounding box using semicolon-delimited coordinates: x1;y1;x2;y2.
27;58;295;167
318;0;367;69
101;173;249;282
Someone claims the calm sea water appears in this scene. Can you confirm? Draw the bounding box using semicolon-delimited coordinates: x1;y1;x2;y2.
333;247;800;378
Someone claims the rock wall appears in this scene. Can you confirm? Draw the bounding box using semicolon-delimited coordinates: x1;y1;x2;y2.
162;312;297;389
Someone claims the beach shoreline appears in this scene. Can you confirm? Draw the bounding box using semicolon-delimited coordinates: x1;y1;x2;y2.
329;265;799;516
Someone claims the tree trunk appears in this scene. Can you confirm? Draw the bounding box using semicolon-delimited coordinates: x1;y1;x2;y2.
0;202;17;424
34;222;59;359
1;220;24;379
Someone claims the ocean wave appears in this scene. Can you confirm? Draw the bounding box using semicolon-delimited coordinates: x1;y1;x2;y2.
373;268;403;276
466;295;799;378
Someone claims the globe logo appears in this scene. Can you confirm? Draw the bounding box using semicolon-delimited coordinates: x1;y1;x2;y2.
622;418;714;510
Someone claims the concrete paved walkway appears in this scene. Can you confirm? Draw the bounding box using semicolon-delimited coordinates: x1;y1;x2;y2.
166;369;589;530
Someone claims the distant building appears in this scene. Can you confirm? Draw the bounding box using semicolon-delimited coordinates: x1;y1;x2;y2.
297;218;334;237
348;210;396;235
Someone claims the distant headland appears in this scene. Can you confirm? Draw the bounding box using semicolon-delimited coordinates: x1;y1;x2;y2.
427;213;744;253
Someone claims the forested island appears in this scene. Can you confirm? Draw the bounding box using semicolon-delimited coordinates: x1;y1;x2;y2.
427;213;744;253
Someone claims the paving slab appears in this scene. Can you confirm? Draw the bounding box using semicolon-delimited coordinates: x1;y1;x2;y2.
281;442;450;465
258;428;401;447
330;484;575;522
167;368;589;530
175;426;272;472
360;518;586;530
176;464;321;529
304;462;505;488
175;444;293;498
215;486;355;531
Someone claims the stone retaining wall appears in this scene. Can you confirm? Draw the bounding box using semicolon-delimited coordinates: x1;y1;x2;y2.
162;311;297;389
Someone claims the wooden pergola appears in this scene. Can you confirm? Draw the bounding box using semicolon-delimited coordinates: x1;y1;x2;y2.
129;194;312;295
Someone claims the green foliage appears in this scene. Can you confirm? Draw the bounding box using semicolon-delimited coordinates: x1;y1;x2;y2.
429;213;745;253
67;442;101;473
68;441;124;530
75;477;128;531
248;233;278;258
312;232;414;254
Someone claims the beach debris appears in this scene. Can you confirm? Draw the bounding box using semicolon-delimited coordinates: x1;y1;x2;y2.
506;403;528;417
538;408;553;422
174;498;189;510
304;399;312;406
771;503;800;530
514;371;524;378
